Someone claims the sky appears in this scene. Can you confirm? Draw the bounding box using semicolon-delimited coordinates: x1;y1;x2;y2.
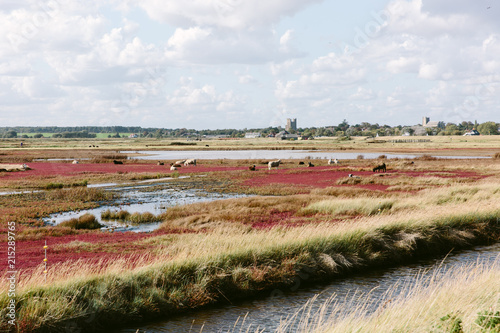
1;0;499;130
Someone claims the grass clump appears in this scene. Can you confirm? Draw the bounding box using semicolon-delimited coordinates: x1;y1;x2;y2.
301;198;394;216
58;213;103;229
101;209;161;223
101;209;131;220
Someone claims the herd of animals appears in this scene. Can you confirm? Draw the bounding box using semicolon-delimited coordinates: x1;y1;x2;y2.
70;157;388;174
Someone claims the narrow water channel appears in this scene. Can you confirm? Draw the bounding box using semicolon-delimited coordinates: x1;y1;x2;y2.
117;243;500;333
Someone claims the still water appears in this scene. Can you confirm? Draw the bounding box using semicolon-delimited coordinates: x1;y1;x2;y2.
117;243;500;332
44;182;249;232
123;150;487;161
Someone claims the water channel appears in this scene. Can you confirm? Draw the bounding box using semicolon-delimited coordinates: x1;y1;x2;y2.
122;150;488;161
43;180;249;232
116;242;500;332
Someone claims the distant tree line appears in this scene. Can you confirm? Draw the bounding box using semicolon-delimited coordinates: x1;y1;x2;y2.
1;120;499;139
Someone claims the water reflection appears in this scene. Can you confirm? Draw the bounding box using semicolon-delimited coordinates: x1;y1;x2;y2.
117;243;500;332
44;183;249;232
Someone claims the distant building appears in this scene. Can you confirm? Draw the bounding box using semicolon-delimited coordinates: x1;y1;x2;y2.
463;129;480;136
422;116;439;128
245;132;261;138
276;130;299;140
286;118;297;131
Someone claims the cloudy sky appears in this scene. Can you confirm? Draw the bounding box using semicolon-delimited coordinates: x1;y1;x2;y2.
1;0;498;129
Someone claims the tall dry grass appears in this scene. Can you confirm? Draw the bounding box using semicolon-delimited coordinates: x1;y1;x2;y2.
267;255;500;333
2;182;500;331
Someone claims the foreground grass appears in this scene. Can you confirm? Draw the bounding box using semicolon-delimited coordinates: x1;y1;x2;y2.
1;190;500;331
268;255;500;333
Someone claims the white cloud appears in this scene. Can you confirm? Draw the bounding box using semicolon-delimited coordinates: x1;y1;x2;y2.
132;0;323;30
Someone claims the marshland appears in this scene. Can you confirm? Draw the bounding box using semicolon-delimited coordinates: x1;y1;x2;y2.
1;135;500;332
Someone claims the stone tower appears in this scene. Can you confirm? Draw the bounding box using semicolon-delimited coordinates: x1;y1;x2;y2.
286;118;297;131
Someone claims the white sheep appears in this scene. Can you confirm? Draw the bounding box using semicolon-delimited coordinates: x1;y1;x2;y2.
268;159;281;170
170;165;177;171
184;159;196;166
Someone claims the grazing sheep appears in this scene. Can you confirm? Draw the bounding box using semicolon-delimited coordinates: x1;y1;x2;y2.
113;160;123;165
157;161;164;165
248;165;256;171
308;162;315;167
348;174;360;178
72;160;79;164
175;160;186;165
328;158;339;165
170;165;177;171
184;159;197;166
268;159;281;170
373;163;386;172
298;161;305;165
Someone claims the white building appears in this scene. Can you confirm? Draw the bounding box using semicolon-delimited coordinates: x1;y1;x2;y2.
245;132;261;138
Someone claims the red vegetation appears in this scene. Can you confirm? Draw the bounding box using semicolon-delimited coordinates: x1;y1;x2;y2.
12;228;195;271
0;162;246;180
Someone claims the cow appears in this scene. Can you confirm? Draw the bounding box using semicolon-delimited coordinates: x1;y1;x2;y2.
373;163;386;172
184;159;197;166
268;159;281;170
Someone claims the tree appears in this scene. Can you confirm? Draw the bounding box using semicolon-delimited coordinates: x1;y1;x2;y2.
337;119;349;132
477;122;499;135
3;130;17;138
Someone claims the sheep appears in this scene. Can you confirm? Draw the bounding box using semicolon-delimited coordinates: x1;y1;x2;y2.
72;160;79;164
113;160;123;165
308;162;315;167
157;161;164;166
170;165;177;171
328;158;339;165
175;160;186;165
184;159;197;166
373;163;387;173
248;165;256;171
170;163;182;168
298;161;305;165
268;159;281;170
